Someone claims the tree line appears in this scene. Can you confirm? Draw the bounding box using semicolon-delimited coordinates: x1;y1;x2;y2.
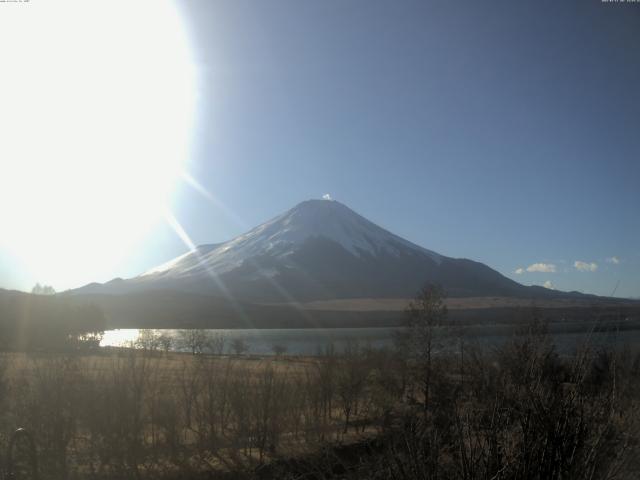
0;291;106;351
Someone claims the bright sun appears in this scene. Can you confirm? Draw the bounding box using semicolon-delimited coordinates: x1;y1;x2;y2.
0;0;196;289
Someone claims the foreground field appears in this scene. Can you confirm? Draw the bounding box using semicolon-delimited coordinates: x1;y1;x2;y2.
0;324;639;479
1;346;400;479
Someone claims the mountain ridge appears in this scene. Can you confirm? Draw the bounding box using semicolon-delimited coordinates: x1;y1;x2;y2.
71;199;578;302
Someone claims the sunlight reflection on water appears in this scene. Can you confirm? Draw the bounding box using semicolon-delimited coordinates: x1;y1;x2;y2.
101;329;140;347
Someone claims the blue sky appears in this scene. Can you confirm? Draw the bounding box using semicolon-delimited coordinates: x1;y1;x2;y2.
1;0;638;297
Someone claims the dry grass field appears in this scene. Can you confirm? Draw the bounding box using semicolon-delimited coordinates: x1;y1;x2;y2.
0;345;397;479
1;311;640;479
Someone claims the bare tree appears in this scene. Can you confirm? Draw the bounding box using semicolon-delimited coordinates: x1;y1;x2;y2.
135;329;162;352
231;337;249;356
157;331;173;353
399;283;448;411
272;344;287;357
336;341;370;433
206;332;227;355
178;329;208;355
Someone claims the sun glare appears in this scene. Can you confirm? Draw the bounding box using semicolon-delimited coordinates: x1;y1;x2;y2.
0;0;196;289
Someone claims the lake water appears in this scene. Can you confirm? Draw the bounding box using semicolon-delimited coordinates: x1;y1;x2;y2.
102;327;399;355
101;323;640;356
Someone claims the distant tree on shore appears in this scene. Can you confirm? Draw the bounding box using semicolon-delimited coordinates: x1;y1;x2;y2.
31;283;56;295
157;331;173;353
206;332;226;355
178;330;208;355
135;330;162;352
272;344;287;357
231;337;249;356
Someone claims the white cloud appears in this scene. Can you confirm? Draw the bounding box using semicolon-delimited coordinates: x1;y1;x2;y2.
606;256;620;264
526;263;556;273
514;267;525;275
543;280;554;290
322;193;332;200
574;261;598;272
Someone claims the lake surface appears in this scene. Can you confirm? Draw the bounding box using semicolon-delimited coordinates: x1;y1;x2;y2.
102;327;399;355
101;323;640;356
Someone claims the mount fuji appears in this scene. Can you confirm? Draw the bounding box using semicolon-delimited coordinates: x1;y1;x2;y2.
73;199;557;303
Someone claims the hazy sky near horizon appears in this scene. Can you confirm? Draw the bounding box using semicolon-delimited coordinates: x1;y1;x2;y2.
1;0;638;297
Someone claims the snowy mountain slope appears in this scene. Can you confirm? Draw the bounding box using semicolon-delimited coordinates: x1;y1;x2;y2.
142;199;441;279
71;199;556;301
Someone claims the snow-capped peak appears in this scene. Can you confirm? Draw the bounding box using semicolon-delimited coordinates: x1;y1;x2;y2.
142;199;442;278
235;199;440;258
